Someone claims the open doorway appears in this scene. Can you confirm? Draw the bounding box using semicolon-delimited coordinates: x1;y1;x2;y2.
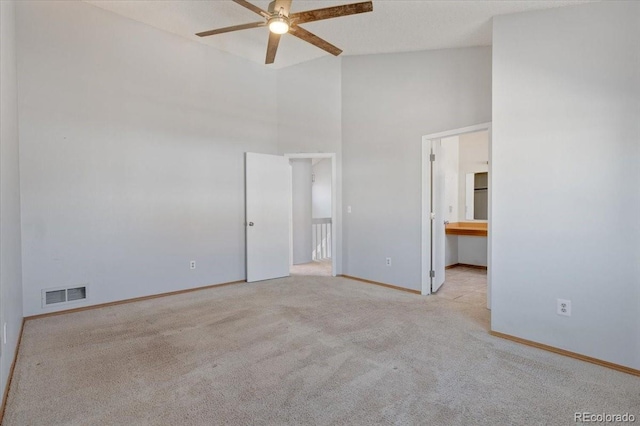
421;123;492;309
285;153;337;277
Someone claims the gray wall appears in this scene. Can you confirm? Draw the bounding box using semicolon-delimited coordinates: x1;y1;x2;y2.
277;56;342;272
291;159;312;264
492;1;640;369
342;48;492;290
458;236;487;267
312;159;332;219
458;131;489;221
445;235;458;267
0;0;24;398
17;1;278;316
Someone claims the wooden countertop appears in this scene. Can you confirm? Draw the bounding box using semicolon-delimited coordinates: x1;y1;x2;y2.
445;222;488;237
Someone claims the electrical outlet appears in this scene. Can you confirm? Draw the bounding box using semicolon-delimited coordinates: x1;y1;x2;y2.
190;261;196;270
386;257;392;266
347;206;352;214
557;299;571;317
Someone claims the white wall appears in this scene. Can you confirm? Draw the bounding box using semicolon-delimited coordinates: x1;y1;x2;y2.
458;130;489;221
445;235;458;267
342;47;491;290
312;158;331;219
492;1;640;369
17;1;279;316
442;136;461;267
441;136;459;223
291;159;312;264
0;0;24;400
442;133;488;268
277;56;342;271
456;130;489;267
458;236;487;267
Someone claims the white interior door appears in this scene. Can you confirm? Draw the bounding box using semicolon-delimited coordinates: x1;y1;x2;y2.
246;152;291;282
431;139;446;293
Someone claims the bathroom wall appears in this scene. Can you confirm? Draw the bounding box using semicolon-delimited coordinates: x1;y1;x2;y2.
458;130;489;222
441;136;460;267
441;136;460;223
445;236;459;267
459;236;488;267
442;131;488;268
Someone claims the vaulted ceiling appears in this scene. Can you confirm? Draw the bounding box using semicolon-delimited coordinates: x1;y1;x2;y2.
86;0;593;68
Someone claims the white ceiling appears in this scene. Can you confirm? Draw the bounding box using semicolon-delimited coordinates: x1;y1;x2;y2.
85;0;594;69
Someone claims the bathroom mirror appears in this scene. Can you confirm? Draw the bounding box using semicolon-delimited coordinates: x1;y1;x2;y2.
465;172;488;220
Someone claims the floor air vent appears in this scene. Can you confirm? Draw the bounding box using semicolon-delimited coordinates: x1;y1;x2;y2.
42;286;88;308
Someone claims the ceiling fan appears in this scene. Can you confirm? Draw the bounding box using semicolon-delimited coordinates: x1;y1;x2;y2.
196;0;374;64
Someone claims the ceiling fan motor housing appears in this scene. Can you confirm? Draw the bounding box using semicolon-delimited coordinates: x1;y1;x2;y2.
268;1;281;15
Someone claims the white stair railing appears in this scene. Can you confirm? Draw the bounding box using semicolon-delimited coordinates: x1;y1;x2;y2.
312;218;332;260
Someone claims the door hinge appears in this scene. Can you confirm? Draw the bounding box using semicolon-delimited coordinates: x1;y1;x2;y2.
430;154;435;162
429;270;435;278
430;212;435;220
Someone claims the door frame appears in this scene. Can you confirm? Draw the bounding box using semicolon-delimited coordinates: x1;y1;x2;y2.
421;123;492;308
284;153;337;277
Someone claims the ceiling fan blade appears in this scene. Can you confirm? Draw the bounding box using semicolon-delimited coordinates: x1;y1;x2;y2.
290;1;373;25
289;26;342;56
272;0;292;15
233;0;269;18
196;21;265;37
265;32;282;64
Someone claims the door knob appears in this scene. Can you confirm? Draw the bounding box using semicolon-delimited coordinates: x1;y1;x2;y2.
248;222;254;226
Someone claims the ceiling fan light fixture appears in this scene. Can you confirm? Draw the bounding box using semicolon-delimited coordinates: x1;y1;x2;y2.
268;16;290;34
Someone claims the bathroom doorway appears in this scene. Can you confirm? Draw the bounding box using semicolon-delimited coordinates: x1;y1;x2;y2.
421;123;491;309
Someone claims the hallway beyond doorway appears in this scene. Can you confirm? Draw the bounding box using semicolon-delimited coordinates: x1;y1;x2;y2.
290;259;332;277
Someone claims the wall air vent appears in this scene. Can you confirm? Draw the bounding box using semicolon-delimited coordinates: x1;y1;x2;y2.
42;285;88;308
67;286;87;301
45;290;66;305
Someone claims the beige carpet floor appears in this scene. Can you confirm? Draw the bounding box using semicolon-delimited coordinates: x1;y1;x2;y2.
3;276;638;425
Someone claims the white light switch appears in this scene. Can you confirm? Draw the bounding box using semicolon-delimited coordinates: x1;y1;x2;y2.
347;206;352;213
